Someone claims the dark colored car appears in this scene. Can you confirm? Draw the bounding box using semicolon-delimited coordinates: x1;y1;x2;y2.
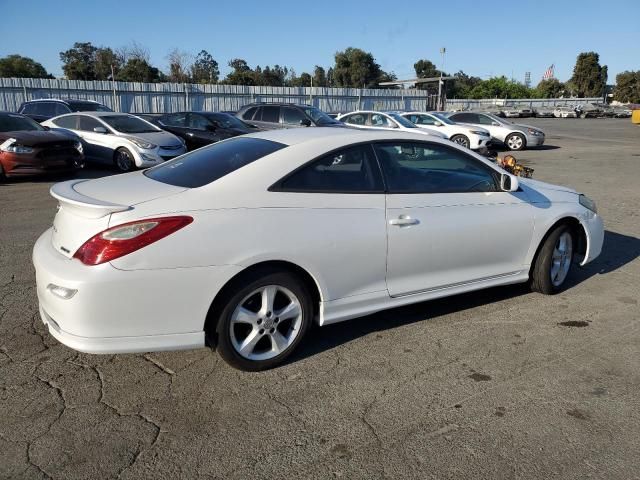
236;103;344;130
144;112;260;151
18;99;112;123
0;112;84;179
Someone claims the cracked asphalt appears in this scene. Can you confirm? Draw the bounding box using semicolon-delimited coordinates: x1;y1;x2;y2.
1;118;639;479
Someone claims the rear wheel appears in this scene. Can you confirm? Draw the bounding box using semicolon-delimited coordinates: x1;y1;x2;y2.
450;134;470;149
114;147;135;172
530;225;574;295
505;133;526;151
214;271;313;371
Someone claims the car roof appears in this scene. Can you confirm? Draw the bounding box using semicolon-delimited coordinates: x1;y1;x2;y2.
55;111;132;118
23;98;103;104
240;103;313;109
242;125;451;147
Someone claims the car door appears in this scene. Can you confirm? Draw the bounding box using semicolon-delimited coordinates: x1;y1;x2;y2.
183;113;219;148
340;113;368;129
252;106;282;130
375;141;534;296
281;107;309;128
76;115;113;163
369;113;397;131
157;113;193;147
475;114;506;142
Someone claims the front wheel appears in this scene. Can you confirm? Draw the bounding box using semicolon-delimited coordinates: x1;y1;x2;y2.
505;133;526;151
450;134;470;149
114;147;136;172
530;225;574;295
214;271;313;371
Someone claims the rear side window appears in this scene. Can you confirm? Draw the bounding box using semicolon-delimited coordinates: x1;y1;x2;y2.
260;106;280;123
36;102;57;117
145;137;286;188
20;103;38;114
52;115;78;129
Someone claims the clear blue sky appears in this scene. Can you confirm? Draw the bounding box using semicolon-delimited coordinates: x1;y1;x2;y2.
1;0;638;83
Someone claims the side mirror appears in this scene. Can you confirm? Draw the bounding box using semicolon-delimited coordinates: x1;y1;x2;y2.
93;127;108;134
500;173;519;192
299;118;312;127
492;122;500;126
433;121;443;127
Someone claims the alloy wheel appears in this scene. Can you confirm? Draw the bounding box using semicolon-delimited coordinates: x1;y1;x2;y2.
116;150;133;171
550;232;573;287
507;135;524;150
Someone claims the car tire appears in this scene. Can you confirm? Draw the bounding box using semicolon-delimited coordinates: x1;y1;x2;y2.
450;134;470;149
214;270;313;371
0;163;5;181
530;224;574;295
505;133;526;151
113;147;136;173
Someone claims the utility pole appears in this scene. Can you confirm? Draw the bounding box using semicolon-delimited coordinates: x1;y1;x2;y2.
310;76;313;105
437;47;446;111
111;64;117;112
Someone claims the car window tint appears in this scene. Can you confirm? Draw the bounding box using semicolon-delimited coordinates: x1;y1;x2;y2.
451;113;474;123
277;144;383;193
162;113;187;127
414;114;436;125
242;107;258;120
260;106;280;123
371;114;393;127
374;142;498;194
145;137;287;188
20;103;37;114
52;115;78;129
476;114;495;125
188;114;210;130
36;102;57;117
78;116;104;132
344;114;366;125
54;103;70;116
282;107;307;125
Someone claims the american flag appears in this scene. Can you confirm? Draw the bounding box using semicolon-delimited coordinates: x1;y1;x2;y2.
542;64;555;81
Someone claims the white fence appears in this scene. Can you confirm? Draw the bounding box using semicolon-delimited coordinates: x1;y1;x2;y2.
446;97;603;110
0;77;439;113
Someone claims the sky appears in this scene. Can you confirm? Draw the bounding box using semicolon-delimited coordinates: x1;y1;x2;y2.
1;0;638;84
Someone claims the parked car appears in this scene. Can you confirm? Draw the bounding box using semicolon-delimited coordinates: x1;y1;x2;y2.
18;99;112;123
337;111;447;138
144;112;260;150
399;111;490;150
534;108;555;118
553;107;578;118
445;112;545;151
33;127;603;370
42;112;186;172
236;103;343;130
0;112;84;179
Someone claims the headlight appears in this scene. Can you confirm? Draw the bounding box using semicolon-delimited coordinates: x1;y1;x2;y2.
74;141;83;154
527;128;542;136
0;142;33;154
129;138;157;149
579;194;597;213
471;130;489;136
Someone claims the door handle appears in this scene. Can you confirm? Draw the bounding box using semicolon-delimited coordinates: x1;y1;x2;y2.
389;215;420;226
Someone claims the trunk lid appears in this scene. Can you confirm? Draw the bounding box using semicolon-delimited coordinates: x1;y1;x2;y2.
50;173;187;258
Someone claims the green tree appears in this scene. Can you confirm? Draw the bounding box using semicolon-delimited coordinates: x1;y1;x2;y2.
568;52;608;97
191;50;219;83
288;71;312;87
331;47;390;88
413;59;443;93
535;78;566;98
60;42;98;80
224;58;255;85
94;47;120;80
312;66;327;87
117;58;163;82
613;71;640;103
469;76;532;99
449;71;481;98
0;54;52;78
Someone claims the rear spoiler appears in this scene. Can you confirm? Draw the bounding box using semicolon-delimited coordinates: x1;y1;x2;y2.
50;180;131;218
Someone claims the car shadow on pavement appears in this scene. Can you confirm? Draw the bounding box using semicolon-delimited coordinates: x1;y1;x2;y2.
290;229;639;365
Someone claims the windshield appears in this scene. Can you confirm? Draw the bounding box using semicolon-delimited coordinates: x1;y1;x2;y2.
388;113;417;128
430;112;455;125
68;102;112;112
301;107;339;125
204;113;249;130
101;115;159;133
0;113;45;132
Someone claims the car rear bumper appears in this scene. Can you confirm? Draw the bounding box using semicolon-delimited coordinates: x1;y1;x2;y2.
33;228;242;353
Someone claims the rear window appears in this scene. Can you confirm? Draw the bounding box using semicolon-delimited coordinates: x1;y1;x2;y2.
145;137;286;188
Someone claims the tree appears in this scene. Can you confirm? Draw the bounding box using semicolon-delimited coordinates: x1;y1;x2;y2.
191;50;219;84
166;49;192;83
288;71;312;87
60;42;98;80
449;71;481;98
468;76;532;99
568;52;608;97
313;66;328;87
0;54;52;78
224;58;255;85
331;47;390;88
413;59;442;93
613;71;640;103
117;58;163;83
535;78;566;98
94;47;120;80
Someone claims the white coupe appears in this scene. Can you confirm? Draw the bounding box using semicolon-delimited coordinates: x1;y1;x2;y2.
399;111;491;150
33;128;604;370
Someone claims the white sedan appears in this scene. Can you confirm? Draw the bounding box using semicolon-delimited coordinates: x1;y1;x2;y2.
33;128;604;371
42;112;186;172
399;111;491;150
337;111;447;138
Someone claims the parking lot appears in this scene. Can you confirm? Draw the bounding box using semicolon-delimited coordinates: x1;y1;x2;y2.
1;118;639;479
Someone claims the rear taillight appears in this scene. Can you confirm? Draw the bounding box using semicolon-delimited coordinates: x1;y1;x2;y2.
73;216;193;265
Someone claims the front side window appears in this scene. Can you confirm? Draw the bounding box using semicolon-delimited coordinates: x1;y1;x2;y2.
282;107;307;125
477;114;497;125
188;114;211;130
450;113;476;123
371;114;394;127
161;113;187;127
37;102;57;117
52;115;79;129
412;114;436;126
78;116;104;132
145;137;286;188
374;142;498;194
242;107;258;120
343;114;366;125
101;115;158;133
275;144;383;193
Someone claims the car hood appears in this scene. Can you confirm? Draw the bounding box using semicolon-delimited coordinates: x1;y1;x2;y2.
412;128;448;139
518;177;579;203
0;129;79;146
119;130;182;147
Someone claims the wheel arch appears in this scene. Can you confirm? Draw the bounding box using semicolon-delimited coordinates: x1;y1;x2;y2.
505;130;527;148
529;216;588;278
203;260;323;347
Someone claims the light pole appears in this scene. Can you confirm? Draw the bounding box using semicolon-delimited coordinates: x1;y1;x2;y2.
437;47;446;111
